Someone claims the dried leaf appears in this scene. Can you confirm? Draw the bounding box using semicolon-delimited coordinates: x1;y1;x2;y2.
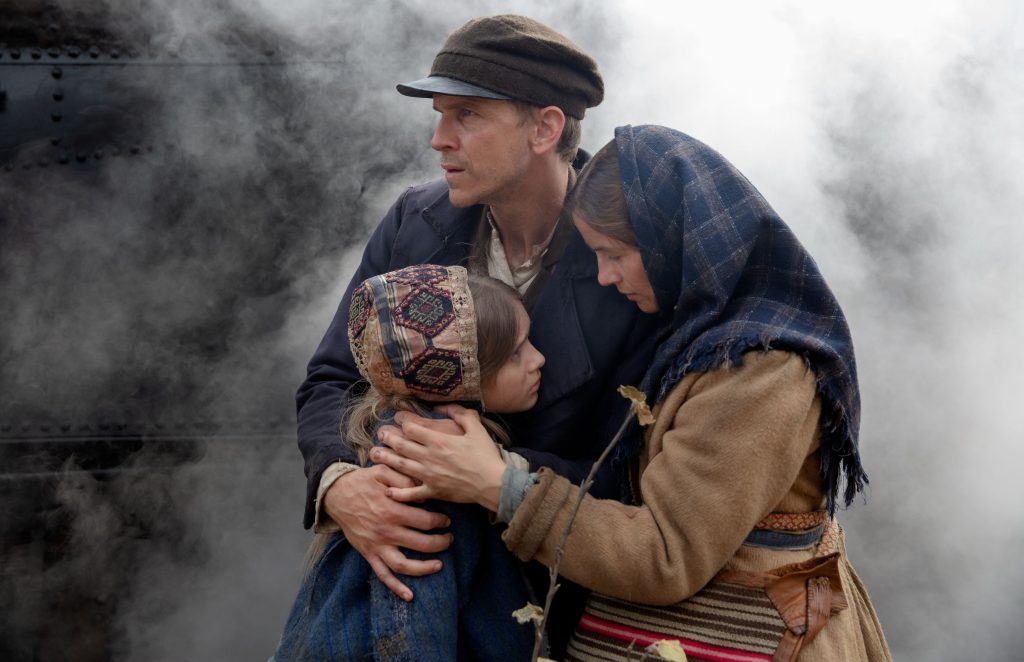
618;384;655;426
511;602;544;625
645;639;688;661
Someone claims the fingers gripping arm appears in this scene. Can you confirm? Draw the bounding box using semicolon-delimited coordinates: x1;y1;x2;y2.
374;406;506;511
323;465;453;600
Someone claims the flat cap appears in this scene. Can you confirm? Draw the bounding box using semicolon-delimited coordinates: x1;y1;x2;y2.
397;15;603;119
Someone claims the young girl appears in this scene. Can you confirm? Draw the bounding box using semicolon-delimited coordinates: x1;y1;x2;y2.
274;264;543;661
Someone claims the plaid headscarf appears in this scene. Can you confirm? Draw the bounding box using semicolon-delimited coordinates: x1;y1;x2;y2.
348;265;482;402
615;125;866;513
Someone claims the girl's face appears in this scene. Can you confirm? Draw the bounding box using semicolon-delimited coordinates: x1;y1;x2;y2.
480;303;545;413
573;215;659;314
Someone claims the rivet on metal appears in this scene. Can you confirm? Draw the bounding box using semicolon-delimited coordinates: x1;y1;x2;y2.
51;137;61;146
130;145;140;154
53;89;64;101
51;66;63;79
48;47;60;58
111;48;121;59
51;111;62;122
58;152;69;164
31;49;42;60
67;46;81;59
89;46;100;58
10;49;21;60
76;152;87;163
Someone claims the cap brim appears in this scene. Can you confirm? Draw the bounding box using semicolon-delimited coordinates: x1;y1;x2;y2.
396;76;511;100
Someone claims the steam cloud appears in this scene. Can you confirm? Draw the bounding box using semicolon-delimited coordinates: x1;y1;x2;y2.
1;0;1021;660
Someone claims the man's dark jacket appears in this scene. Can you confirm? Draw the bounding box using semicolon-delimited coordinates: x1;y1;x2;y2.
296;178;657;529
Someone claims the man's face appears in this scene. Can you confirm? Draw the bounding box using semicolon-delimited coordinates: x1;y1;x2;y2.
430;94;535;208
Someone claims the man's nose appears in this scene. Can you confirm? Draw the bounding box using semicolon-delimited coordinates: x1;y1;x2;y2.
431;117;457;152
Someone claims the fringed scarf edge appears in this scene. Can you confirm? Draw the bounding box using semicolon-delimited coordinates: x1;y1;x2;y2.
611;336;868;515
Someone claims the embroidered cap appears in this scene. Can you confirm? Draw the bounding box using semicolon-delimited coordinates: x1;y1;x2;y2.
348;265;481;401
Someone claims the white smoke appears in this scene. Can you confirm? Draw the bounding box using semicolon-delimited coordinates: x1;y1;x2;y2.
4;1;1021;660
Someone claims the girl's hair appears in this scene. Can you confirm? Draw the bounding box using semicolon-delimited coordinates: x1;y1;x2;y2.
566;139;637;247
343;273;523;466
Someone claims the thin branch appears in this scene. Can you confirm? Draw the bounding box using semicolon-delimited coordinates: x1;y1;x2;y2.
531;409;637;661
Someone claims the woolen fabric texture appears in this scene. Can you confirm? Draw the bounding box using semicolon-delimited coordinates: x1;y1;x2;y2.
502;350;892;660
613;124;867;514
413;14;603;118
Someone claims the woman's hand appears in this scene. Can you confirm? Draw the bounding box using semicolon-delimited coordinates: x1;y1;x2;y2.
372;404;505;511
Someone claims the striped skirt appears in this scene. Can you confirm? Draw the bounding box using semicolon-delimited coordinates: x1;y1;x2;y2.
565;516;845;661
565;581;786;662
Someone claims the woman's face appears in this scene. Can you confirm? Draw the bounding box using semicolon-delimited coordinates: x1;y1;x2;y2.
573;215;659;314
480;303;546;413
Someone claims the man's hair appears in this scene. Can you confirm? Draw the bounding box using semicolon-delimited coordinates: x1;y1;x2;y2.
513;101;582;163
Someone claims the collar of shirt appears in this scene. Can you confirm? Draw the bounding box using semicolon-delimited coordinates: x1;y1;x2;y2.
484;209;558;295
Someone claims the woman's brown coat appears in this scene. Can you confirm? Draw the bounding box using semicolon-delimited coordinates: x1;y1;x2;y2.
503;350;891;660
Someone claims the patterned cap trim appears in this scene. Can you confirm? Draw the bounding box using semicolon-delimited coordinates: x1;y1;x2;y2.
348;265;481;402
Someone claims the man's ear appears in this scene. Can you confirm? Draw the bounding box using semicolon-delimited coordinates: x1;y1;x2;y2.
530;106;566;156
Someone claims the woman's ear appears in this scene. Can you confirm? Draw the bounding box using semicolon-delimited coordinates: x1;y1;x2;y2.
530;106;566;156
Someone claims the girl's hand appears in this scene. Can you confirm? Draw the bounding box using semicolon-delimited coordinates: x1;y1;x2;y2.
372;405;505;511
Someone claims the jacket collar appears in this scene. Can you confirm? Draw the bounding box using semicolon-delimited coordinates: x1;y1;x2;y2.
420;185;480;242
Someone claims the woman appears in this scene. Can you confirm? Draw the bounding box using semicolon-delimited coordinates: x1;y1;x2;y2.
275;265;542;661
375;126;892;660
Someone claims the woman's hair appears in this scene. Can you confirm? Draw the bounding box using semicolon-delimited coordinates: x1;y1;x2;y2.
566;138;637;247
343;273;523;466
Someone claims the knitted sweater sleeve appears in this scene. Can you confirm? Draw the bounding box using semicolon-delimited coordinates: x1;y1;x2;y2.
501;350;822;606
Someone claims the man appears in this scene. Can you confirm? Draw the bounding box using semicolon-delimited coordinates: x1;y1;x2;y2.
296;14;656;651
